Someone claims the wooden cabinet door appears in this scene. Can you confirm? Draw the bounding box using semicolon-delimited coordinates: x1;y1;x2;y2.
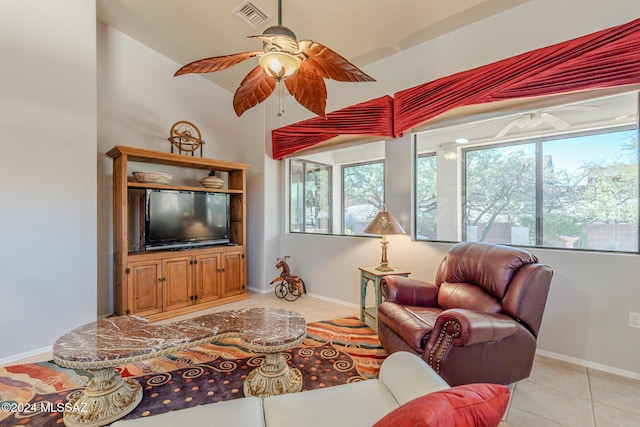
194;253;221;303
127;260;162;317
221;251;245;297
162;256;193;311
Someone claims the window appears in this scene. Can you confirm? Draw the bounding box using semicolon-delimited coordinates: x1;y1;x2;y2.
289;158;331;233
464;129;638;250
415;153;437;239
289;141;385;235
463;130;639;251
414;91;639;253
342;161;384;235
541;131;638;251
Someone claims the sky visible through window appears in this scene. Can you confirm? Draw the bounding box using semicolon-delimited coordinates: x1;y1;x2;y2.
544;130;636;174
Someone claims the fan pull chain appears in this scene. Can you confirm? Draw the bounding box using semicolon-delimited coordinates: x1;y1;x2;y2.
278;80;285;117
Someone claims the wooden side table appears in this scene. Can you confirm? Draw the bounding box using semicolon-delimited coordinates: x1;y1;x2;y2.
359;266;410;329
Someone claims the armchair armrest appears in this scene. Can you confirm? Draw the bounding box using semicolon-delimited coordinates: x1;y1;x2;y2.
425;309;518;376
381;276;439;306
430;309;518;348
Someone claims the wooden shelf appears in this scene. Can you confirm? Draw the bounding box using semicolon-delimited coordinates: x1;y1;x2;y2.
127;182;243;193
107;145;249;172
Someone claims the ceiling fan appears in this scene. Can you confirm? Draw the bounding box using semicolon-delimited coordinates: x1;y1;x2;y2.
174;0;375;118
495;106;599;138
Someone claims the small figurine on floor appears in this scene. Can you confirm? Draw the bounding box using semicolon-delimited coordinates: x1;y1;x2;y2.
271;256;306;301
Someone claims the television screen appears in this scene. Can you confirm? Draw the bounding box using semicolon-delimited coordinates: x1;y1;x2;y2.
145;189;230;250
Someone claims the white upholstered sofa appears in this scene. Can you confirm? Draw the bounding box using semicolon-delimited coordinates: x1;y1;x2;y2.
111;351;509;427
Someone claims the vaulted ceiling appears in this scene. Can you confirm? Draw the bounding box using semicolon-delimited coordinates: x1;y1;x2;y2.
96;0;529;93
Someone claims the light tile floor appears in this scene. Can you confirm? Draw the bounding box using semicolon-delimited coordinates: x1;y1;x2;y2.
10;292;640;426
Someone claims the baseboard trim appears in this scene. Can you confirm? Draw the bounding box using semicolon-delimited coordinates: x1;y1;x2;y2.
536;349;640;380
0;345;53;367
247;287;360;310
305;292;360;310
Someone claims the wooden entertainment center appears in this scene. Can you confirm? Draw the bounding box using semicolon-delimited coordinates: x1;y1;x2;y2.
107;145;250;321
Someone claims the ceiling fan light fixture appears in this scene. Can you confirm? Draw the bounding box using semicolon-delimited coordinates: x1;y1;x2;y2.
259;51;300;80
174;0;374;117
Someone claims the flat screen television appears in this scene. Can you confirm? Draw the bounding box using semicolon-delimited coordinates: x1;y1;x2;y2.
145;189;230;251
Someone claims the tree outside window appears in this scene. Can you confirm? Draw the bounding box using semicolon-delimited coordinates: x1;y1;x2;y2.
463;129;638;251
416;153;437;239
342;161;384;235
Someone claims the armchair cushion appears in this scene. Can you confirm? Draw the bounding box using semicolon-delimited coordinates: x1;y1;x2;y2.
372;383;510;427
378;303;441;352
442;242;538;300
437;282;501;313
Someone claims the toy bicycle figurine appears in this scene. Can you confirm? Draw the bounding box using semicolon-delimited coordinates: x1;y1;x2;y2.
271;256;306;301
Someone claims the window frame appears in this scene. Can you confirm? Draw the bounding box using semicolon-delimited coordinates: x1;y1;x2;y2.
460;125;640;253
288;158;333;234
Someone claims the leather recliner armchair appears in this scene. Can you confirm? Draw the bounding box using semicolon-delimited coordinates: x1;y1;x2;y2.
377;242;552;386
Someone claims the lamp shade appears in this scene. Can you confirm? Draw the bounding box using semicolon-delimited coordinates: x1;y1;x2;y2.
364;208;405;271
364;209;405;235
259;51;300;80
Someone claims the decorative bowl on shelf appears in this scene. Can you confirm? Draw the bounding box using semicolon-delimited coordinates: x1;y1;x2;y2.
132;171;174;184
199;175;225;188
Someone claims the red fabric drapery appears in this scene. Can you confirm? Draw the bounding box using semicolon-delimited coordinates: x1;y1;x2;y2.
271;18;640;159
271;95;394;160
393;17;640;136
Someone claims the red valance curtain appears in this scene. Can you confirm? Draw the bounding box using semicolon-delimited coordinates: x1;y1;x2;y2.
272;18;640;159
271;95;394;160
393;17;640;136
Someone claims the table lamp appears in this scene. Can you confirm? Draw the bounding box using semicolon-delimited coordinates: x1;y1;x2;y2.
364;207;405;271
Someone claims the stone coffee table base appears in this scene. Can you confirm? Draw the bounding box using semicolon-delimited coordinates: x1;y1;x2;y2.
62;368;142;427
243;336;305;397
53;308;306;426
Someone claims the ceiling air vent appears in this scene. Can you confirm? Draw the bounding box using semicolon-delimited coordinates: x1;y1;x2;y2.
233;1;271;29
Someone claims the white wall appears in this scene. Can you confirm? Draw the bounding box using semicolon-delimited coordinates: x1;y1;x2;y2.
96;24;244;316
0;0;97;361
277;0;640;376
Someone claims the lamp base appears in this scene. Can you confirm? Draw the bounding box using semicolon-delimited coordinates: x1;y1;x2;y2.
374;264;394;272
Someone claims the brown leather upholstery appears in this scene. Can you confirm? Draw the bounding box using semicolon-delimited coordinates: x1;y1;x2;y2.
378;242;552;386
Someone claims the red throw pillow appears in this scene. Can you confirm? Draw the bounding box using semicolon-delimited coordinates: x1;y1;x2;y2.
372;383;510;427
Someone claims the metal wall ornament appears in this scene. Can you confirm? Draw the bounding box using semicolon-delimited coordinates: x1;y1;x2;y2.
168;120;205;156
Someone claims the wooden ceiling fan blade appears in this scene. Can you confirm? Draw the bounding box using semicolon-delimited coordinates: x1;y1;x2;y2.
175;51;262;76
298;40;375;82
233;66;277;116
540;112;570;129
284;66;327;118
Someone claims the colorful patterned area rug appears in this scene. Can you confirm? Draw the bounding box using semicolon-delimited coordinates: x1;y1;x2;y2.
0;317;387;426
